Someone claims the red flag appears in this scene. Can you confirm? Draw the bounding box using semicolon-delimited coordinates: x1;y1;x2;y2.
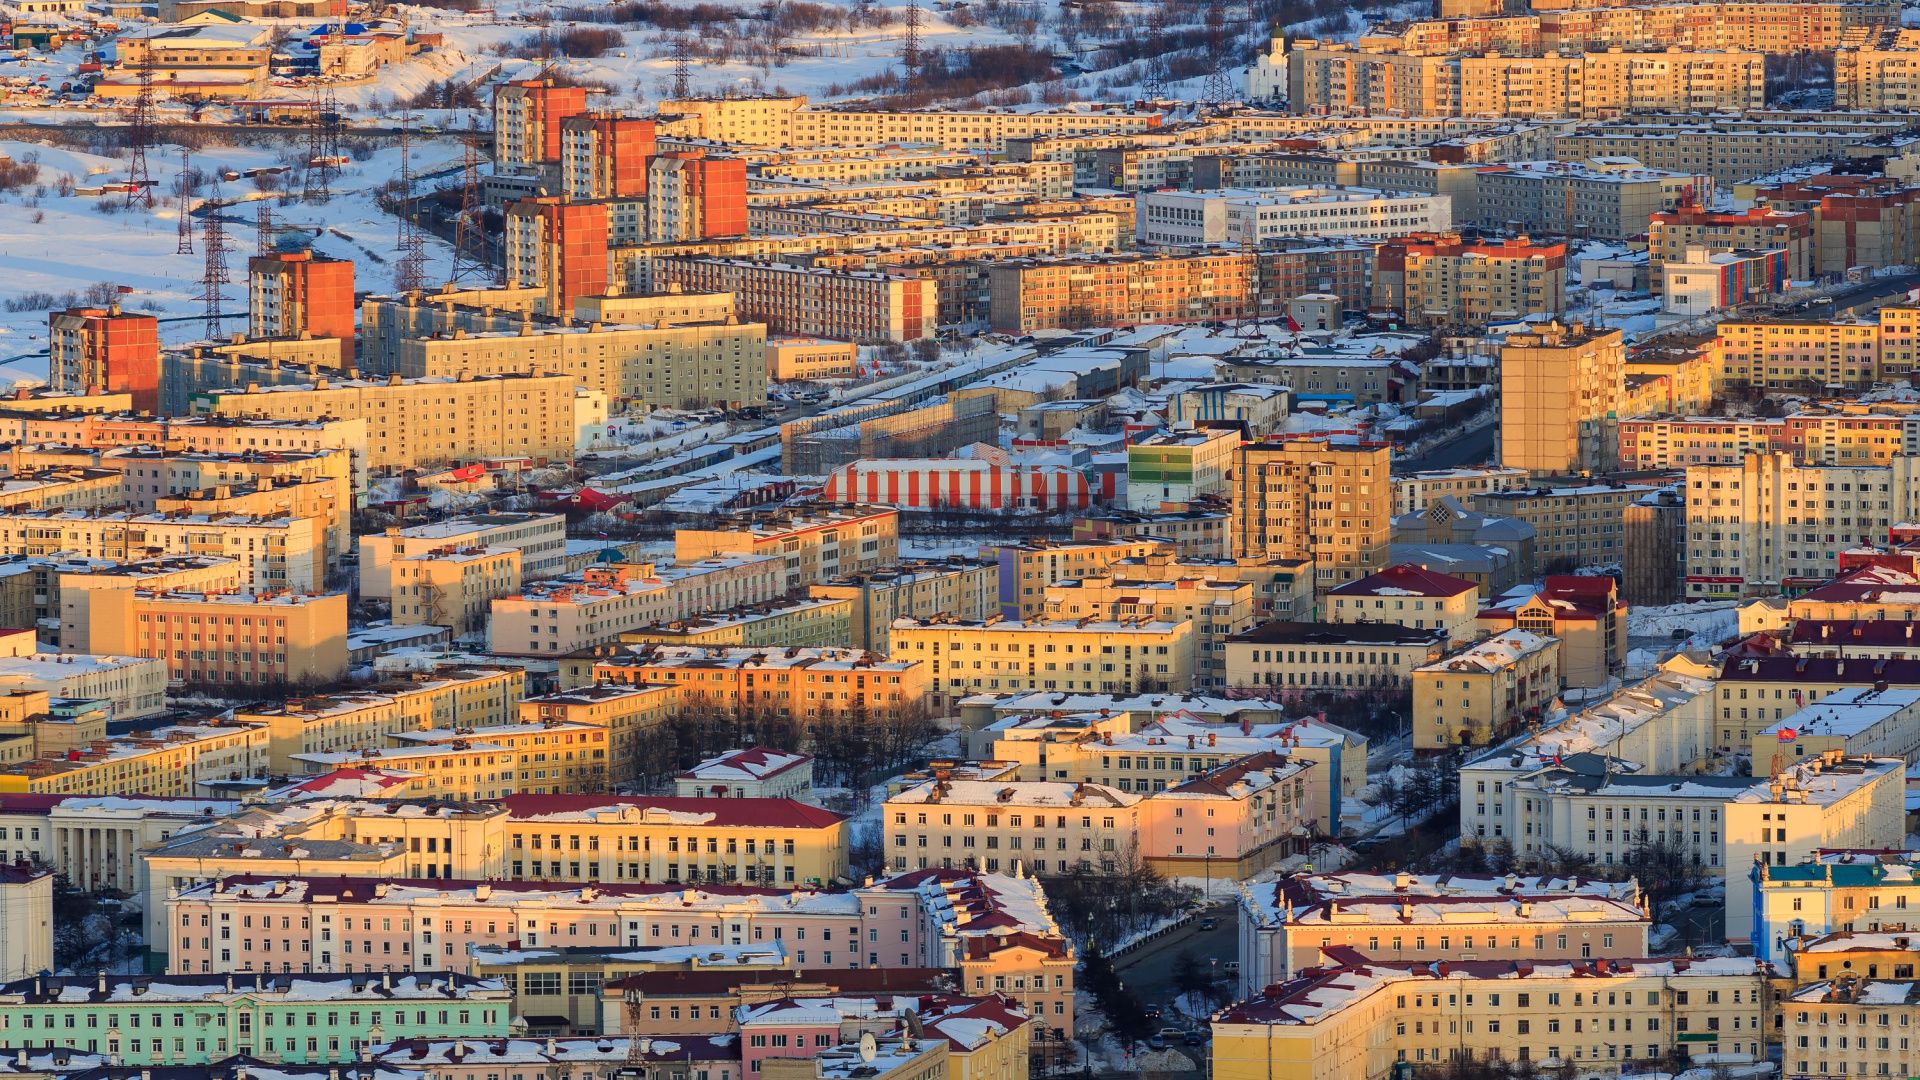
1284;313;1301;333
1778;728;1798;741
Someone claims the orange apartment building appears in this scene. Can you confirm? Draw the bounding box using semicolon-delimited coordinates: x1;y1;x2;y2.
1370;233;1567;326
494;79;591;170
505;198;610;313
588;645;928;722
247;251;356;364
986;251;1257;333
1646;204;1815;293
560;114;656;200
646;152;748;241
653;257;934;342
48;307;159;414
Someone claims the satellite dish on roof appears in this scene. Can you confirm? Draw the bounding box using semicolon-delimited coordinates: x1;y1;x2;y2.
859;1033;878;1063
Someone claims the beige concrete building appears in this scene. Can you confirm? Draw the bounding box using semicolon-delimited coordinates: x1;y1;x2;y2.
359;513;568;599
236;667;526;773
1477;574;1627;689
392;545;522;637
985;538;1166;620
657;95;1163;152
890;616;1195;707
1211;956;1769;1080
519;683;676;788
1231;439;1393;590
1223;621;1446;693
1371;234;1568;327
1325;563;1482;642
1042;573;1256;688
808;559;1000;654
676;506;900;592
192;373;582;471
767;337;858;381
490;558;783;656
653;258;936;343
77;587;349;691
1471;484;1657;575
1413;630;1562;750
394;320;768;412
0;867;51;980
0;509;326;593
1499;322;1625;476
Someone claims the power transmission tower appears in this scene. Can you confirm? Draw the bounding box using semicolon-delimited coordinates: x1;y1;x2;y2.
1201;0;1236;106
175;147;195;255
452;132;491;283
1141;9;1168;99
303;93;332;202
256;200;273;257
198;180;230;341
671;34;694;100
900;1;922;94
125;29;155;208
393;117;428;295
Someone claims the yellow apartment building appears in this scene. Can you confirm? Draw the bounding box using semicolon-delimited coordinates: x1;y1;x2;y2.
986;538;1166;620
617;595;855;649
1231;439;1392;590
808;558;1000;654
1499;322;1625;476
1210;957;1769;1080
1413;629;1562;750
288;720;610;799
392;546;522;636
237;667;527;772
676;506;899;592
193;372;582;471
1041;574;1254;688
889;616;1195;707
586;646;927;723
518;683;676;788
0;719;268;796
84;588;349;691
1324;563;1482;642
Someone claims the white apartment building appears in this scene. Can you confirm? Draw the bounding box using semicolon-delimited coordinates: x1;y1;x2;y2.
1134;187;1451;246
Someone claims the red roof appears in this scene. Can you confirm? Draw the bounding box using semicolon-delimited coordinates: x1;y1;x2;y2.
613;967;955;996
501;794;846;829
1326;563;1478;598
203;874;839;903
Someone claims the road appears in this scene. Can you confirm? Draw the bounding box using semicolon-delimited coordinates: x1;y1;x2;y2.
1397;420;1497;472
1114;907;1237;1025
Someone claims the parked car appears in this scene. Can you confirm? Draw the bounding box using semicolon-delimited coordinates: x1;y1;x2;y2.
1199;917;1218;930
1146;1036;1167;1051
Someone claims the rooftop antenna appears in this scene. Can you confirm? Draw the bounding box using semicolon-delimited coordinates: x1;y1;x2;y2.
175;146;195;256
125;27;156;208
198;177;231;340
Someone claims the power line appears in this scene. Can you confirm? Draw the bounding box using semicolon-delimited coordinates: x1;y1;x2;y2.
452;126;492;284
393;116;428;295
256;200;274;257
125;28;155;209
900;1;922;94
671;34;694;100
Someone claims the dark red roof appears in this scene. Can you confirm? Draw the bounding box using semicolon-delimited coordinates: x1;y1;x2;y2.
1790;620;1920;648
1326;563;1477;598
1718;655;1920;683
612;967;956;996
204;874;838;903
961;932;1068;959
501;795;845;829
1170;750;1293;796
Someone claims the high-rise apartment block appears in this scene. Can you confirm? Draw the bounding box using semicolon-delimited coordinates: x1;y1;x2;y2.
494;79;591;170
1231;438;1393;591
1646;204;1814;293
48;306;159;414
645;152;748;241
559;114;656;200
504;198;610;313
1371;233;1567;326
1498;321;1625;476
247;251;356;364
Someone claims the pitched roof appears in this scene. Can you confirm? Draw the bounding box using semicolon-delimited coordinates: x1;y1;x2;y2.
1325;563;1478;598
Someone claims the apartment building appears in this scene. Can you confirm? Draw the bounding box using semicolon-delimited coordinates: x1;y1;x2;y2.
0;718;266;796
1748;688;1920;774
247;251;355;361
1325;563;1481;641
517;683;674;788
1499;321;1625;476
1393;466;1532;515
234;667;525;771
1711;311;1916;391
808;559;999;655
193;372;582;471
47;306;159;413
1231;438;1393;590
645;152;748;241
1478;574;1627;689
1556;116;1905;184
617;594;854;649
1234;872;1650;994
1647;204;1815;294
1210;957;1768;1080
360;513;567;599
674;746;814;800
0;509;325;592
586;644;925;725
291;720;608;800
1041;573;1255;688
559;113;655;200
1223;621;1446;692
1753;851;1920;964
0;973;510;1065
1472;161;1708;241
490;558;782;655
1412;630;1562;750
651;257;932;342
393;318;767;412
494;79;591;170
1683;452;1920;597
985;251;1258;333
658;95;1163;152
676;506;899;592
1471;485;1656;575
1620;410;1912;469
1135;187;1449;246
1836;26;1920;108
503;198;610;312
81;587;348;691
391;546;521;636
1371;233;1567;327
889;616;1194;707
1781;976;1920;1079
